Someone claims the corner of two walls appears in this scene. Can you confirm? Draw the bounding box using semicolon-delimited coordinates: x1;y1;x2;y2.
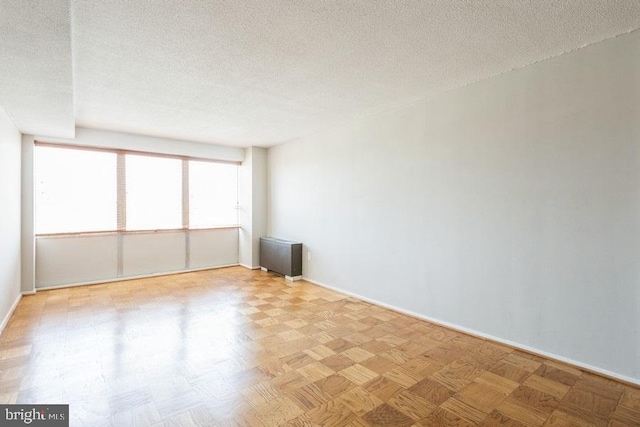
21;135;35;295
266;31;640;384
239;146;268;269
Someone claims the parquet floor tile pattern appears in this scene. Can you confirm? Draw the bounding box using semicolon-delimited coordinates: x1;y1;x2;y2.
0;267;638;426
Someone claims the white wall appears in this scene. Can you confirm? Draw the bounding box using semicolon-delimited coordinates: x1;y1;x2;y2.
0;109;22;326
36;228;239;288
269;31;640;383
21;135;35;293
41;127;244;162
238;148;254;267
190;228;239;269
252;148;268;266
239;147;268;268
37;234;118;285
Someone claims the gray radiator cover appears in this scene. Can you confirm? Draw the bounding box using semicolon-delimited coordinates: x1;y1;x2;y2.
259;237;302;277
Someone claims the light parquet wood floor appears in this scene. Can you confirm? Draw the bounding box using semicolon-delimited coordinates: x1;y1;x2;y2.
0;267;638;426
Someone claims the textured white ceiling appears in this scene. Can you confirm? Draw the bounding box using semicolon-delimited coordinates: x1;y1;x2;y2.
2;1;640;146
0;0;74;137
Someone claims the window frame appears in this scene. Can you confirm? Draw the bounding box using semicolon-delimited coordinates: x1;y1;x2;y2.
34;141;240;237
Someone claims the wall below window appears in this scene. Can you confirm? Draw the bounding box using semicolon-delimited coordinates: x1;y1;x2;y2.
268;31;640;383
35;228;238;288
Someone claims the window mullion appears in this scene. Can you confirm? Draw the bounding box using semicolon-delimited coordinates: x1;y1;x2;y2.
117;153;126;231
182;159;190;270
182;159;189;229
116;153;126;277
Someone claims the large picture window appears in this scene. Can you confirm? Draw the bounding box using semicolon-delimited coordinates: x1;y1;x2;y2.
34;144;239;235
35;146;117;234
126;154;182;231
189;160;238;228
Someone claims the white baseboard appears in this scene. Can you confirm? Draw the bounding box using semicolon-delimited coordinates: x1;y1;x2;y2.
21;290;37;296
0;294;22;334
36;264;240;291
240;264;262;270
302;276;640;387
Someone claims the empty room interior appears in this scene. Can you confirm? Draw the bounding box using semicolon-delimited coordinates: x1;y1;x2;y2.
1;1;640;426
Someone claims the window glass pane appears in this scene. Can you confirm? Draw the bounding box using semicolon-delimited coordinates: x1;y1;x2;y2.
189;161;238;228
35;146;117;234
126;155;182;230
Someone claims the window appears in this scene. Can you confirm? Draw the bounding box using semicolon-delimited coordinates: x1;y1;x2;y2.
189;160;238;228
126;155;182;230
34;144;239;235
35;146;117;234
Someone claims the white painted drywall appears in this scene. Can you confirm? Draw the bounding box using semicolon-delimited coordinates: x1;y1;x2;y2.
252;148;268;266
38;127;244;163
0;108;22;324
36;234;118;287
238;147;253;268
268;31;640;382
239;147;268;268
21;135;35;293
123;232;186;277
189;228;239;269
35;229;240;288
